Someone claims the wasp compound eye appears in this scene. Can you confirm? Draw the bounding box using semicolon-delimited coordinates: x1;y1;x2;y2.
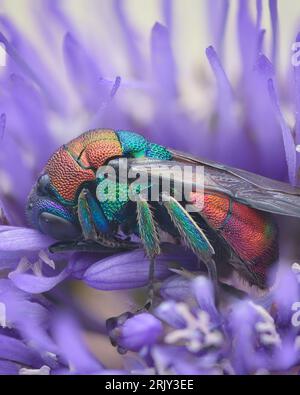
39;212;81;240
26;186;80;240
36;174;51;196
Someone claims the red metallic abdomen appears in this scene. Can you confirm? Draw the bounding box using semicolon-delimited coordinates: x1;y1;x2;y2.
191;192;278;284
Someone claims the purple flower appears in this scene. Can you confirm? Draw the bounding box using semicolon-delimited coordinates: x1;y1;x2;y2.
0;279;126;374
160;275;192;302
0;0;300;375
108;312;164;353
107;272;300;375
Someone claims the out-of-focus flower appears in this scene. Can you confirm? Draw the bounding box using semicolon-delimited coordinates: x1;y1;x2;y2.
0;0;300;375
0;278;128;375
110;273;300;375
108;312;164;353
1;240;197;294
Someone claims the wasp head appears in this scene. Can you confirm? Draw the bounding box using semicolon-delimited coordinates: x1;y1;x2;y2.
26;173;81;241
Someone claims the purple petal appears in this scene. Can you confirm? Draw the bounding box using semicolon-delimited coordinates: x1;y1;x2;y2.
8;73;56;167
45;0;74;33
63;32;103;111
0;23;63;117
69;252;107;280
268;78;297;185
256;54;274;79
118;313;163;352
52;312;103;374
228;301;267;374
0;280;57;353
271;337;298;371
13;302;57;354
205;45;234;130
155;300;186;329
0;31;50;105
0;334;44;368
256;0;262;30
192;276;219;323
269;0;278;66
293;32;300;173
152;345;214;375
0;360;19;375
0;112;6;141
0;250;34;270
151;22;176;98
0;192;16;228
114;0;145;77
162;0;173;31
271;266;300;326
0;227;53;251
206;0;229;56
9;268;70;294
237;0;257;72
160;275;191;301
82;249;172;290
242;53;286;180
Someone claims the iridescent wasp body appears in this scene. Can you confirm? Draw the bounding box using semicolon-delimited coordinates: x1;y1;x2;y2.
26;129;300;290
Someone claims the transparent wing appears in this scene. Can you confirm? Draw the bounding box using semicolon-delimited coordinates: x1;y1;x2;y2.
170;149;300;193
108;151;300;218
170;149;300;217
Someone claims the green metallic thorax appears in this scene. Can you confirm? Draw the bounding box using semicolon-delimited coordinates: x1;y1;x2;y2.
95;130;172;224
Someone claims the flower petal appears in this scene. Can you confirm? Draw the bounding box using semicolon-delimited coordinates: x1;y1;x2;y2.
192;276;219;323
0;334;44;368
118;313;164;352
0;280;57;353
155;300;186;329
160;275;191;301
9;267;70;294
0;360;19;375
268;78;297;184
151;22;176;98
0;227;53;252
82;249;172;290
52;312;103;374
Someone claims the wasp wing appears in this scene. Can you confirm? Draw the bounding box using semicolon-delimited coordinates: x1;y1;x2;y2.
170;149;299;193
170;149;300;217
109;151;300;218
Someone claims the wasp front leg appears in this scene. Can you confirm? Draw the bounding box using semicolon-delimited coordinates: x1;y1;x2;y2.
50;189;138;253
78;188;139;250
77;188;107;240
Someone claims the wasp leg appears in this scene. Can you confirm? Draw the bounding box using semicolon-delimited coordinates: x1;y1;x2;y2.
77;188;140;250
78;189;104;241
136;196;161;310
161;194;219;292
49;239;130;254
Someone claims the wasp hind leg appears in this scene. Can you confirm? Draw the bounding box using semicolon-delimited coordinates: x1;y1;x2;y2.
161;194;219;297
